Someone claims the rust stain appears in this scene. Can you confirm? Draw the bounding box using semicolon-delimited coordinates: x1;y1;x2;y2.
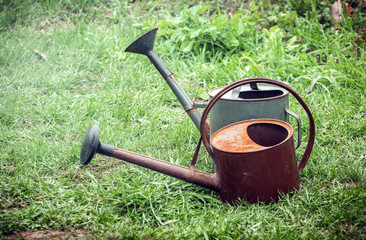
187;108;198;114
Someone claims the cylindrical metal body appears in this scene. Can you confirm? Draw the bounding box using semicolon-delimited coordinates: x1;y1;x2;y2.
208;84;290;136
211;119;299;204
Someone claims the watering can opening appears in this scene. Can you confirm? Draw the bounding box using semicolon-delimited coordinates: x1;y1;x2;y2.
238;89;284;100
247;122;289;147
208;84;288;101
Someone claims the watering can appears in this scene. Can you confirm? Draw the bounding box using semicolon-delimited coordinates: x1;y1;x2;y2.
80;78;315;205
124;28;302;149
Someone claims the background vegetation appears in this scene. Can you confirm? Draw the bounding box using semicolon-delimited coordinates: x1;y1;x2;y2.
1;0;365;239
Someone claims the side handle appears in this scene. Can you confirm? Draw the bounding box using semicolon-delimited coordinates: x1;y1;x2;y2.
285;108;302;149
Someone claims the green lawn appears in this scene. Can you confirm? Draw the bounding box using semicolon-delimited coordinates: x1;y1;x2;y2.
1;0;365;239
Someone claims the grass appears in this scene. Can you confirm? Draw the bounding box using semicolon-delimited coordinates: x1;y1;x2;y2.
1;0;365;239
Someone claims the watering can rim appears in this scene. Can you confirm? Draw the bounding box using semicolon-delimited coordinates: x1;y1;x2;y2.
208;84;289;102
210;118;293;154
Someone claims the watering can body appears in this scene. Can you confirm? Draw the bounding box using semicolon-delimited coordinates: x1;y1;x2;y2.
211;119;299;204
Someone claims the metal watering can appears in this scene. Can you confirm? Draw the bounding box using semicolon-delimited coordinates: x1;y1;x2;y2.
79;29;316;205
80;79;315;204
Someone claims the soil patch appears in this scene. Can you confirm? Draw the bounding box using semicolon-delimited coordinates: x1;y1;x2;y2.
3;229;89;240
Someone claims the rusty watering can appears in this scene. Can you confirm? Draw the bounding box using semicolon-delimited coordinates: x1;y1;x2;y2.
80;77;315;205
124;28;302;149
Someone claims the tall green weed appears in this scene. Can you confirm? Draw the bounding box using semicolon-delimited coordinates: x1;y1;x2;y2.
134;3;268;58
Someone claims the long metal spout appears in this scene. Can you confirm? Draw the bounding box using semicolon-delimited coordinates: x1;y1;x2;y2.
125;28;203;131
80;125;218;191
112;147;218;191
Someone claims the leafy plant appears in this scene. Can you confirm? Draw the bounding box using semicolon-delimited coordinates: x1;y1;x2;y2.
134;3;264;58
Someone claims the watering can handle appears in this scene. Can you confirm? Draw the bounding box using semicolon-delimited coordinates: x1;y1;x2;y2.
285;107;302;150
198;78;315;172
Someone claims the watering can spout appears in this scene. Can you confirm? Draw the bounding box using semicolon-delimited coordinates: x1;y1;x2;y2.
124;28;203;131
125;28;157;55
125;28;172;80
80;125;219;191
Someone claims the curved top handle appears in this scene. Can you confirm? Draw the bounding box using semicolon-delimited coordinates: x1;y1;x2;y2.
200;78;315;172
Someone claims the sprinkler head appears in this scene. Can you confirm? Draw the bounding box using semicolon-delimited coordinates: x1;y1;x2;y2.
124;28;158;55
80;125;100;165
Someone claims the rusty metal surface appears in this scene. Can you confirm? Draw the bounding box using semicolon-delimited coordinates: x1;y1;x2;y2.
112;148;219;191
213;133;299;204
210;119;298;204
